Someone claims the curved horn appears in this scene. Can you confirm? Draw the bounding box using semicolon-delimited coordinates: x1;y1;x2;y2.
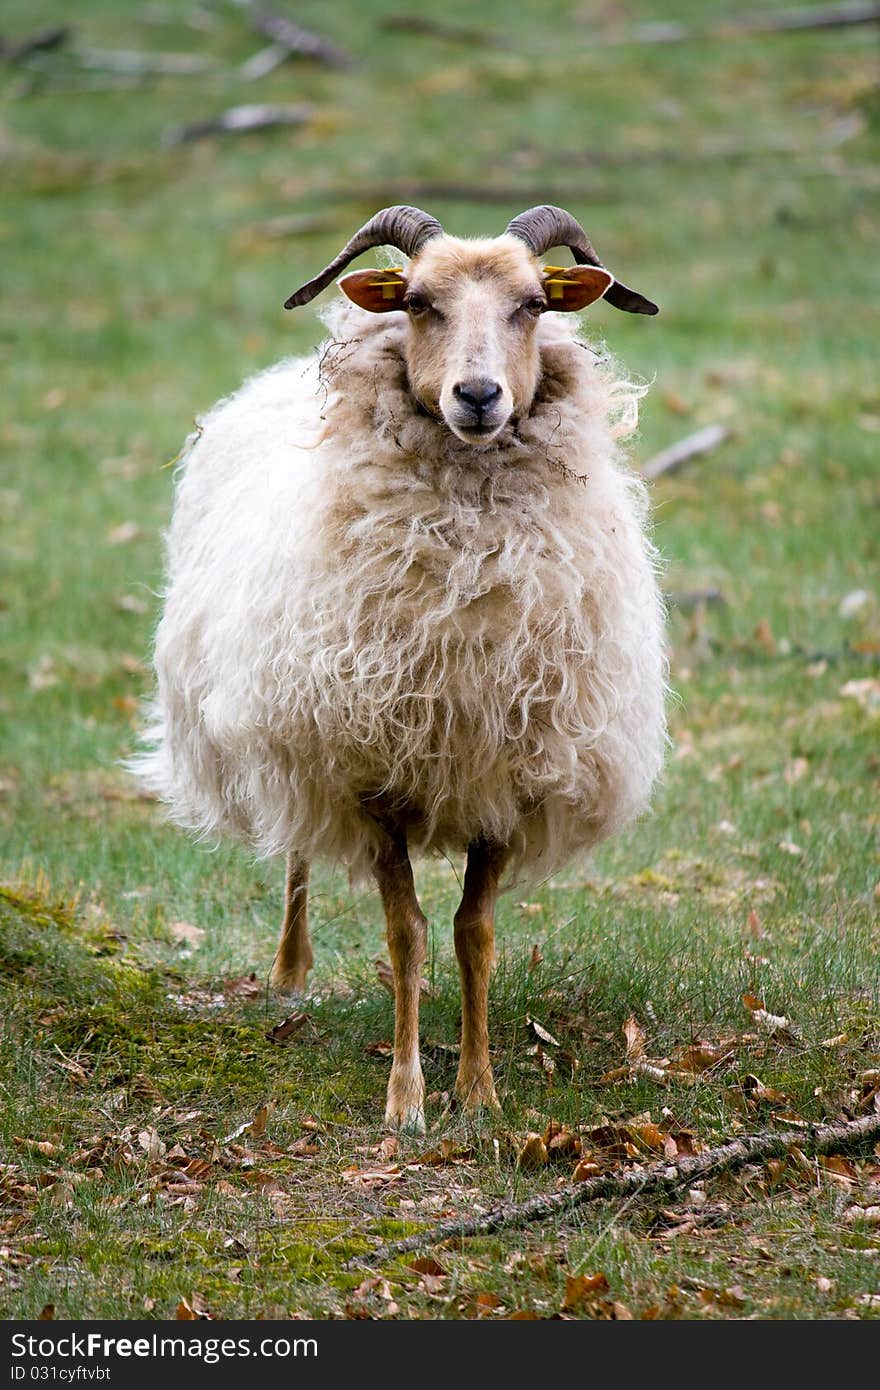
506;204;658;316
284;205;444;309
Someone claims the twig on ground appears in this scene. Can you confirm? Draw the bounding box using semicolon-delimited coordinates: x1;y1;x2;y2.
643;424;730;481
163;102;312;146
353;1111;880;1268
0;26;69;64
599;2;880;44
239;6;354;75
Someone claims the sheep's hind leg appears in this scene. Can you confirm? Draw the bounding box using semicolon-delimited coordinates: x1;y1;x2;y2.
371;829;428;1133
453;839;509;1114
271;853;313;992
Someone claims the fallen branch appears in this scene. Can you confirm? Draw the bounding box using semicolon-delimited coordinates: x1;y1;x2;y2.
240;6;354;74
642;424;730;481
354;1111;880;1268
163;102;312;146
600;1;880;44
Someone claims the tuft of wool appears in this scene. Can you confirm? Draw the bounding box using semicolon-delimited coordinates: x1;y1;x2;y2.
132;304;667;881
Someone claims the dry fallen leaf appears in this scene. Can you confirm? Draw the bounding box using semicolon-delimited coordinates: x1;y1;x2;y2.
517;1133;549;1170
137;1128;166;1162
526;1015;560;1047
12;1137;59;1158
528;943;544;972
562;1272;609;1313
38;1304;55;1320
265;1011;310;1044
623;1015;646;1061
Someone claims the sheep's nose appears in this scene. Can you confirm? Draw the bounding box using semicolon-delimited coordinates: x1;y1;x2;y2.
453;379;503;415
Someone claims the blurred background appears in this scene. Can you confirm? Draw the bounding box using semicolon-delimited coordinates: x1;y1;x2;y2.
1;0;878;954
1;0;879;1322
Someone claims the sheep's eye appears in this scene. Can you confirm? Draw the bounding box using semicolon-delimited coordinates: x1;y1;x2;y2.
405;293;431;316
523;296;546;316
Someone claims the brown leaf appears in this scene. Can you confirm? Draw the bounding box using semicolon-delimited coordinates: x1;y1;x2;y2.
341;1163;403;1188
474;1291;504;1315
623;1015;646;1061
250;1102;273;1139
528;943;544;972
287;1136;320;1158
407;1257;447;1277
517;1133;549;1170
12;1137;59;1158
176;1298;198;1320
137;1128;166;1162
563;1272;609;1312
572;1156;603;1182
416;1139;472;1166
742;1074;787;1105
38;1304;55;1320
545;1122;582;1158
266;1011;310;1044
526;1015;560;1047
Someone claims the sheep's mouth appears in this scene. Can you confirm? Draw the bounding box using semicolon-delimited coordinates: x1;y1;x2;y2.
446;413;511;446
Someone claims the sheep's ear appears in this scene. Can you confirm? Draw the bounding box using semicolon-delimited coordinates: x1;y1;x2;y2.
541;264;614;312
339;269;408;313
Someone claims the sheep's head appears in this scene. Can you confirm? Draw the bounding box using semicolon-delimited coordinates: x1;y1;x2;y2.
285;205;658;447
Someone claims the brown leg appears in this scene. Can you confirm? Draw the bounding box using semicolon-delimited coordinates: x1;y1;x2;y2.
372;828;428;1132
271;853;313;992
453;839;509;1113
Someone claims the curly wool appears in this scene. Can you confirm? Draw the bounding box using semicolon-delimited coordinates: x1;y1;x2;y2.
133;302;667;881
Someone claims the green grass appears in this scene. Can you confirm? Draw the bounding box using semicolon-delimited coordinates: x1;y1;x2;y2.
1;0;878;1320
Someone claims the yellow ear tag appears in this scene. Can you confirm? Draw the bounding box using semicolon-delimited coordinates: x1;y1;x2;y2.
542;265;573;302
368;269;405;301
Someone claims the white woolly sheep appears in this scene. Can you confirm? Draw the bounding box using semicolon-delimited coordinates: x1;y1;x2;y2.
134;204;667;1131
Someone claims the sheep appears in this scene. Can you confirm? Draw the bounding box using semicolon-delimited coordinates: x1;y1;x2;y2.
133;204;667;1132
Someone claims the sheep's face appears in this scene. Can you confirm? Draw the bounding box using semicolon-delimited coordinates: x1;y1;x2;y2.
340;236;612;447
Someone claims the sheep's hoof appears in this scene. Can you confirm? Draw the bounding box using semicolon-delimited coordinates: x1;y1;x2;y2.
386;1104;426;1135
455;1070;501;1116
270;959;312;994
385;1064;426;1134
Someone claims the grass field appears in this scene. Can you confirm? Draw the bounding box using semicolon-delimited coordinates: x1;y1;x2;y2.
1;0;878;1320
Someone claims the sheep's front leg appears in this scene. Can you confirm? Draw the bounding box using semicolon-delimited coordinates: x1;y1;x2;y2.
271;853;313;992
372;832;428;1132
453;838;509;1113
